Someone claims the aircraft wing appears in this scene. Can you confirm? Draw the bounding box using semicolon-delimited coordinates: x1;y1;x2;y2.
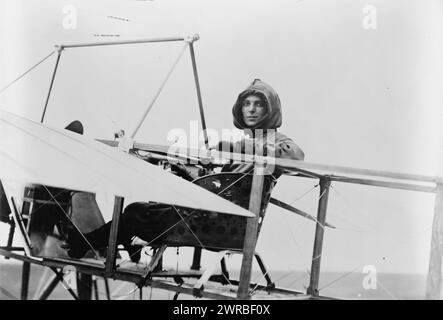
0;110;254;217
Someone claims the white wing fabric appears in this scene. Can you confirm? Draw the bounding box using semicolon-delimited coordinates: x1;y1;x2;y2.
0;110;253;217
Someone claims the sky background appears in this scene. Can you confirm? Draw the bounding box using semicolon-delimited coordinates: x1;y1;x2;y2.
0;0;442;295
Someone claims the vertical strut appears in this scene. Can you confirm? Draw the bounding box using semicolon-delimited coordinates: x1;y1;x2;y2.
106;196;124;274
41;47;63;123
191;247;202;270
76;273;92;300
189;39;209;149
237;164;265;299
426;181;443;299
104;278;111;300
20;262;30;300
307;176;331;296
189;35;209;265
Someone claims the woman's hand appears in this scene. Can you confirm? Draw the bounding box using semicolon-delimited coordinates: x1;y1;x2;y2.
170;162;196;181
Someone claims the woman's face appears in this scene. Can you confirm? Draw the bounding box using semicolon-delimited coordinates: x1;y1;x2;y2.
241;94;267;127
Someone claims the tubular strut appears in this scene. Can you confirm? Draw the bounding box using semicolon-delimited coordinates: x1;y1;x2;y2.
38;35;203;134
41;46;63;123
188;36;209;149
307;176;331;296
188;34;209;270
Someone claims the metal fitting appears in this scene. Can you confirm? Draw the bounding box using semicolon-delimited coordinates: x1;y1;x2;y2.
184;34;200;43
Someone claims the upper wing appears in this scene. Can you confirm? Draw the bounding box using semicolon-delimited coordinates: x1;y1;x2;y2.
0;110;253;218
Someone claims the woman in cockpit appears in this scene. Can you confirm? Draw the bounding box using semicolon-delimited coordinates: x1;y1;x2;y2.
66;79;304;261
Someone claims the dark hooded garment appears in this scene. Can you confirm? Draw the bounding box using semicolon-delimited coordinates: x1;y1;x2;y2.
223;79;305;177
232;78;282;130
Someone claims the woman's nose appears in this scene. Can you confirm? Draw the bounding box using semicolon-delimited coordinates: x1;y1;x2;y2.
247;105;256;113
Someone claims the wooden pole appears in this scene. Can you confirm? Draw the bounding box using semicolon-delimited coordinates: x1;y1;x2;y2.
93;277;99;300
105;196;124;274
307;176;331;296
329;175;435;193
187;40;207;269
62;36;185;49
189;40;209;149
41;48;62;123
191;248;202;270
38;273;59;300
104;278;111;300
426;181;443;299
76;273;92;300
20;262;30;300
5;218;15;259
237;164;265;299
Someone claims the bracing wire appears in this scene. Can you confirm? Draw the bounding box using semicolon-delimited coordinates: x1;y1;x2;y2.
117;168;255;267
329;185;384;233
0;51;56;96
251;183;320;294
171;205;233;287
318;266;361;292
42;186;100;259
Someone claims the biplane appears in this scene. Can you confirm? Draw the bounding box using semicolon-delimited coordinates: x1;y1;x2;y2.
0;35;441;300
